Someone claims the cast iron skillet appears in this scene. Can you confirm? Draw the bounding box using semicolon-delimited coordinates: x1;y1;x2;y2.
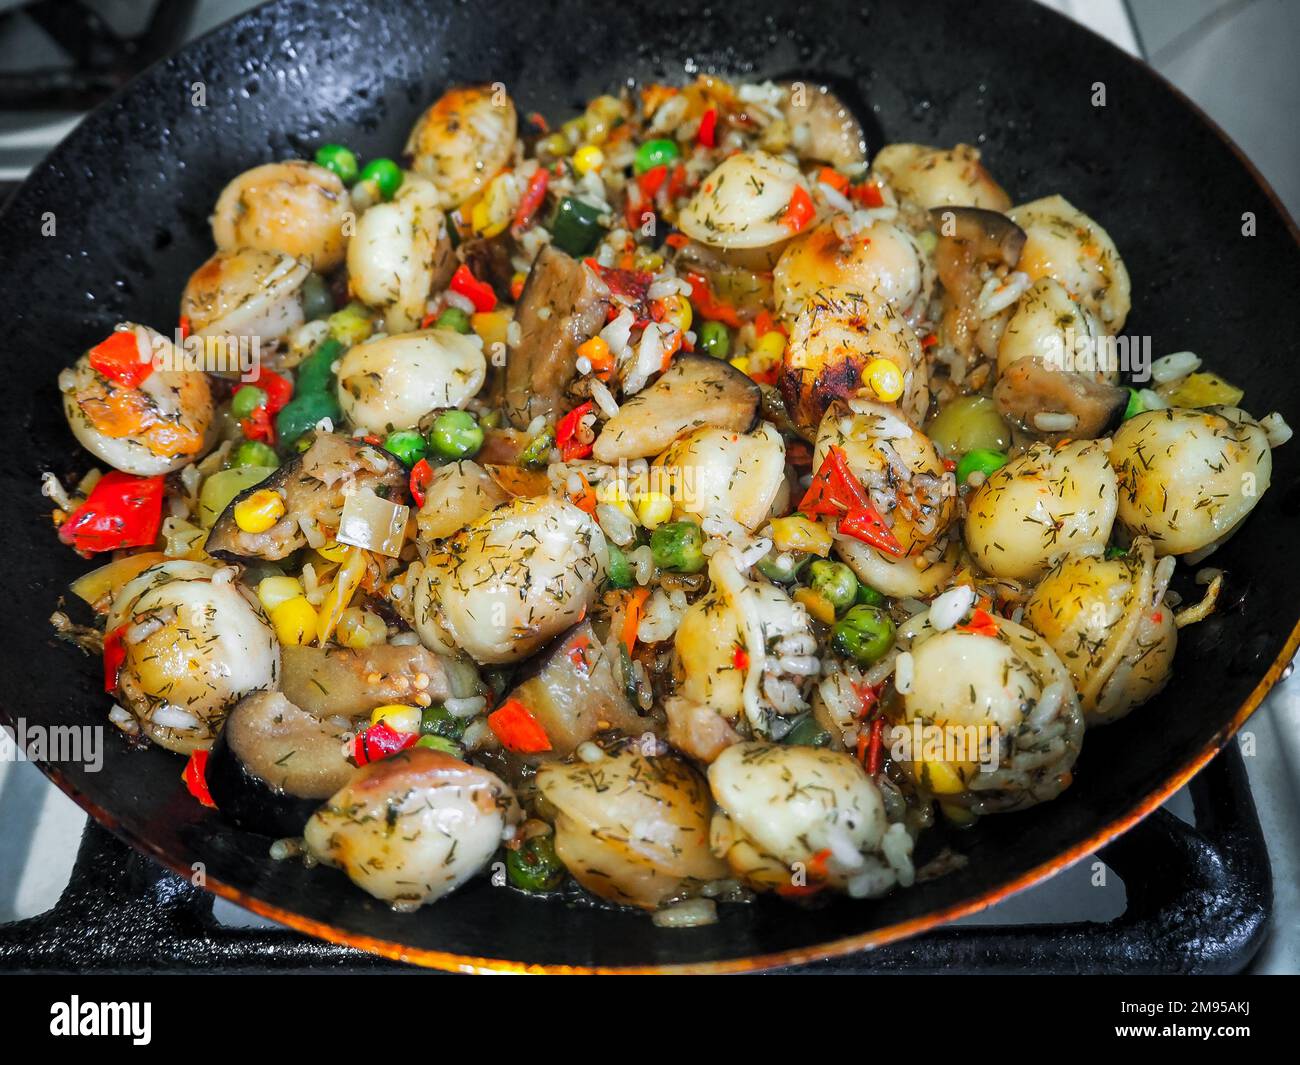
0;0;1297;973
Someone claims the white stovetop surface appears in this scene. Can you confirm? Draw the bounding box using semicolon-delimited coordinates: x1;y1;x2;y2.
0;0;1295;972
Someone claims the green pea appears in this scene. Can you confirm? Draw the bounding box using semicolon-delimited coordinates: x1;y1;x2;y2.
855;583;886;608
782;713;832;748
956;448;1008;485
832;605;896;666
925;395;1010;459
359;157;403;200
314;143;359;185
414;735;462;757
301;272;335;321
420;704;468;741
295;338;342;396
506;833;566;893
650;520;705;574
428;409;484;460
1105;545;1128;560
1124;387;1144;421
381;428;428;467
518;426;554;469
634;138;681;175
327;302;374;347
230;439;279;470
756;551;808;585
809;560;859;616
606;542;635;589
230;385;268;420
435;307;472;334
275;390;342;450
537;131;572;159
698;319;731;360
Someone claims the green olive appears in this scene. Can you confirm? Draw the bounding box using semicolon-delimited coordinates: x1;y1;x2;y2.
925;395;1010;459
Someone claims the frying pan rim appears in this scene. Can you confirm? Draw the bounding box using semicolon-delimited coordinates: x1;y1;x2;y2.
5;0;1298;973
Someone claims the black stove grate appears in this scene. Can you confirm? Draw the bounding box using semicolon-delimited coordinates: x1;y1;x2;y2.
0;743;1270;974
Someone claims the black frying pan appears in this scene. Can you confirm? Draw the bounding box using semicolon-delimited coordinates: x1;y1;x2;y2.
1;0;1297;973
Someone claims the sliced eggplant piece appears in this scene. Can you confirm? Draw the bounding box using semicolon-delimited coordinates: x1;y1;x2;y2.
206;690;356;837
995;355;1129;438
502;620;646;758
280;643;481;721
503;245;610;427
931;206;1027;361
206;433;406;561
591;352;761;462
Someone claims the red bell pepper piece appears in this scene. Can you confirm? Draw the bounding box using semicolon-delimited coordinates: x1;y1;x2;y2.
637;163;668;199
865;717;885;775
556;401;594;461
732;645;749;671
780;184;814;233
244;368;293;414
512;167;550;231
697;107;718;148
409;458;434;508
685;272;742;328
851;181;885;208
182;749;216;808
839;504;904;556
103;624;128;693
666;162;688;200
59;472;165;554
487;698;552;754
799;446;870;517
178;316;192;341
240;405;276;444
353;720;419;765
88;331;153;390
958;608;1000;638
449;264;497;313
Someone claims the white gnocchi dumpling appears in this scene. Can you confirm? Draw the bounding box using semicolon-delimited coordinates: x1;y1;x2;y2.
655;422;786;530
180;248;310;348
405;85;518;208
336;328;486;434
1008;194;1132;332
678;150;810;250
304;748;520;909
1109;406;1272;556
211;160;352;271
106;561;279;754
346;176;455;334
815;400;959;599
413;497;607;664
965;438;1118;581
60;325;215;476
901;615;1083;813
780;287;927;428
997;276;1111;381
536;747;726;910
773;219;930;319
870;143;1010;211
708;742;914;897
1023;539;1177;725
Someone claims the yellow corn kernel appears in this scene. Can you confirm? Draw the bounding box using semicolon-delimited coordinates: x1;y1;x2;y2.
369;704;422;733
597;480;637;523
729;356;751;376
573;144;605;175
794;587;836;625
634;491;673;530
270;595;318;646
470;310;511;349
920;758;973;795
233;489;285;533
769;514;833;556
863;357;904;403
752;330;785;368
316;539;350;563
257;575;304;612
655;293;693;334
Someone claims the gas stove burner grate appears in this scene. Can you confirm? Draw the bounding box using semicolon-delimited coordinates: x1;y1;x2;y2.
0;0;198;110
0;744;1270;974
